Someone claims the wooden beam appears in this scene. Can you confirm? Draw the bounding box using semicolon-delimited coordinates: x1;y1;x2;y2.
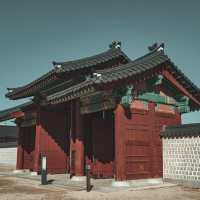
11;111;24;118
163;70;200;107
0;111;24;122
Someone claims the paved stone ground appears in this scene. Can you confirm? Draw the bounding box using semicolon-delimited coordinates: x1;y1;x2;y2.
0;169;175;192
0;164;200;200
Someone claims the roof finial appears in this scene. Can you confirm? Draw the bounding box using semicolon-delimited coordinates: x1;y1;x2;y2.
52;61;57;66
109;41;121;49
158;43;165;51
7;88;13;93
148;42;165;52
52;61;62;69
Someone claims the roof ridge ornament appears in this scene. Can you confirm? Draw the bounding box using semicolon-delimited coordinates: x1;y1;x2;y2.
109;41;121;49
7;88;14;93
52;61;62;69
93;72;102;78
148;42;165;52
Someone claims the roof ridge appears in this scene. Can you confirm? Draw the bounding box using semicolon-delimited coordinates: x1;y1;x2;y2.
166;123;200;129
56;48;121;65
56;48;130;73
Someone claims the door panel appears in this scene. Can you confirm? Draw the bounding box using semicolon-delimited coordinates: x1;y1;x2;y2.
124;111;152;179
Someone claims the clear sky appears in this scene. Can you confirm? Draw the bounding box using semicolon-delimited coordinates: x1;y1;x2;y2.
0;0;200;125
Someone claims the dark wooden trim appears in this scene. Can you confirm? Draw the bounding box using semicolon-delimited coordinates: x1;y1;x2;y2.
163;70;200;107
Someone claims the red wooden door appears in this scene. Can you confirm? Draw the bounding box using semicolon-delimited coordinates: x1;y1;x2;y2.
124;103;181;180
124;110;152;179
91;117;114;178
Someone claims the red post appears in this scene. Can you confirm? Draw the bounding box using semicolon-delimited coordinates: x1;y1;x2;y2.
16;126;24;169
33;107;41;173
114;104;126;181
148;102;157;177
70;100;85;176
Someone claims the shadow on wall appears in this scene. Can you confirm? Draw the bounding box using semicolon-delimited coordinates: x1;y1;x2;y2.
40;109;70;155
21;126;35;154
84;111;115;164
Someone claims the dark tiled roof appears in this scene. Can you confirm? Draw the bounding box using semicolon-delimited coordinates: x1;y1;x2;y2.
97;51;200;100
94;50;168;83
96;51;200;107
0;125;18;138
46;80;95;104
46;50;170;103
6;47;130;100
55;48;130;73
161;123;200;138
5;70;56;99
0;101;34;122
46;50;200;108
40;79;74;97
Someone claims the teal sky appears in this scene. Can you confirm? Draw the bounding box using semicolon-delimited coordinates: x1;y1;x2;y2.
0;0;200;125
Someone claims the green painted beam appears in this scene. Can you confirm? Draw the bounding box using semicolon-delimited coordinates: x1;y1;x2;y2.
120;86;133;107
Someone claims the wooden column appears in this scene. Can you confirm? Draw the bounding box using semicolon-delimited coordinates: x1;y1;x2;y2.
70;100;85;176
148;102;157;178
16;126;24;169
33;107;41;173
114;104;126;181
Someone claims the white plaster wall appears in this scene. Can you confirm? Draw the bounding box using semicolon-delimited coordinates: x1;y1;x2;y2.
0;147;17;165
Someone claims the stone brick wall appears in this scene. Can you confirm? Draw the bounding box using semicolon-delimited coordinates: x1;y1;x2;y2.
163;136;200;187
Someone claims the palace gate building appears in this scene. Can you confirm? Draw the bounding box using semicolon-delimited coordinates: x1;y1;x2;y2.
0;41;200;181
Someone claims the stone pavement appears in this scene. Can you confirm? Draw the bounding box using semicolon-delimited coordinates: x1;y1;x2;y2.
0;166;176;193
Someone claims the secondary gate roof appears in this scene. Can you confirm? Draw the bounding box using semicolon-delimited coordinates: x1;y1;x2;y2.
161;123;200;138
5;45;130;100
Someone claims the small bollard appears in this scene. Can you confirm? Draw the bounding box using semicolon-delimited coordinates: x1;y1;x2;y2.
41;154;48;185
85;164;91;192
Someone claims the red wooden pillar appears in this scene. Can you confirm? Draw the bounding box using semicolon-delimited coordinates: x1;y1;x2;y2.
70;100;85;176
114;104;126;181
175;109;182;124
148;102;157;177
16;126;24;169
33;107;41;173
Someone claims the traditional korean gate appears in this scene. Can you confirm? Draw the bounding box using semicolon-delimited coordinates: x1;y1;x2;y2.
91;113;114;178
